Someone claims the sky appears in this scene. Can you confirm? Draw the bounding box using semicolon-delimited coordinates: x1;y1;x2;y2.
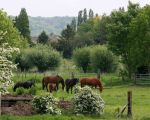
0;0;149;17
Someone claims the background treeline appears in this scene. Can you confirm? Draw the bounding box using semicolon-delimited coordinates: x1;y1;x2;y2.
1;1;150;79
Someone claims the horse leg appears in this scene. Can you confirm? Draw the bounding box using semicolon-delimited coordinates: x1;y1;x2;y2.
46;84;48;92
56;83;59;91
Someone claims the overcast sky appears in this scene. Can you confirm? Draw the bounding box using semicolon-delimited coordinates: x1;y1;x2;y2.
0;0;149;17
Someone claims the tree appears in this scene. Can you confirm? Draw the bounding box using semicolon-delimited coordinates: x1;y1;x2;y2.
0;10;27;48
107;1;140;78
94;15;110;44
70;17;77;32
38;31;49;44
83;8;87;22
56;24;75;58
90;45;117;73
73;18;95;48
128;5;150;73
0;34;19;94
73;47;91;73
77;10;83;26
15;8;31;44
89;9;94;19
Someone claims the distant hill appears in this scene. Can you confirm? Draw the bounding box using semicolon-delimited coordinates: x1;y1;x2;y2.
29;16;74;37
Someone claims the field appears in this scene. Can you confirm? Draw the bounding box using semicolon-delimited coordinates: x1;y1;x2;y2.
1;70;150;120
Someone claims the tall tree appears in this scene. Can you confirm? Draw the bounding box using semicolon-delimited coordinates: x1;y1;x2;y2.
15;8;31;44
38;31;49;44
0;9;27;48
83;8;87;22
128;5;150;74
107;1;140;78
57;24;75;58
70;17;77;32
77;10;83;26
89;9;94;19
94;15;110;44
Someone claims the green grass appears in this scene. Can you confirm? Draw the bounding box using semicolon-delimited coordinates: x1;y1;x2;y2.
2;72;150;120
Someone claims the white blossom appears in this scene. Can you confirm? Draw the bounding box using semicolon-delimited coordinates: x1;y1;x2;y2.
0;31;19;94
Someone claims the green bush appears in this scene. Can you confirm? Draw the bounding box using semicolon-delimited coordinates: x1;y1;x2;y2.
73;45;117;73
73;86;105;115
29;86;36;95
31;44;61;72
73;47;91;73
15;49;34;71
15;44;61;72
16;87;25;95
90;45;117;73
32;95;61;115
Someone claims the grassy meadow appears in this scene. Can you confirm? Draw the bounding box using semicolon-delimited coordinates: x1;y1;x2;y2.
1;71;150;120
1;60;150;120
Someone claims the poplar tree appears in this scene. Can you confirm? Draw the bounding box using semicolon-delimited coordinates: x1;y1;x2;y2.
77;10;83;26
89;9;94;19
83;8;87;22
15;8;31;44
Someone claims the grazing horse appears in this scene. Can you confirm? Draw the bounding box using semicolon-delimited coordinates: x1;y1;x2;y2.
13;80;35;92
48;83;57;93
42;75;65;91
65;78;79;93
80;77;103;92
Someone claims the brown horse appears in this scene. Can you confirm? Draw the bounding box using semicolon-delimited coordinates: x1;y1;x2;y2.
48;83;57;93
42;75;65;91
80;77;103;92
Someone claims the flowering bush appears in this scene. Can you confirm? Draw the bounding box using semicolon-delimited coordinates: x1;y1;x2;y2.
73;86;105;115
0;31;19;94
32;95;61;115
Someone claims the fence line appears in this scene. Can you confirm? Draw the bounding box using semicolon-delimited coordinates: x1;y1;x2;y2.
135;74;150;84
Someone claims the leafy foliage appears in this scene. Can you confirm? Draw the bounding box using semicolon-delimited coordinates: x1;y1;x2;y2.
56;24;75;58
31;44;61;72
37;31;49;44
107;1;140;77
15;8;31;44
16;44;61;72
15;49;34;71
15;87;26;95
32;95;61;115
28;86;37;95
0;41;19;94
90;45;117;73
0;10;27;48
73;86;105;115
73;45;117;73
128;5;150;73
73;47;91;73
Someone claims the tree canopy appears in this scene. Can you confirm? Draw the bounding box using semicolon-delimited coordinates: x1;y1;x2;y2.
15;8;31;44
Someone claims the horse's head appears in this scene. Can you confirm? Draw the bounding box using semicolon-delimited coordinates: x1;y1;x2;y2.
98;79;103;93
57;75;65;90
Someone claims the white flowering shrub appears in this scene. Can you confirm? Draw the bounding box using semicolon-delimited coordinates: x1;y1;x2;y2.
32;95;61;115
0;31;19;94
73;86;105;115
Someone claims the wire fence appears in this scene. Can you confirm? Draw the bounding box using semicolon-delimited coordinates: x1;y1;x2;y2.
135;74;150;84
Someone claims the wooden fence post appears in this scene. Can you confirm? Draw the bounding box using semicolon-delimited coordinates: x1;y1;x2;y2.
127;91;132;117
71;72;74;79
97;69;101;79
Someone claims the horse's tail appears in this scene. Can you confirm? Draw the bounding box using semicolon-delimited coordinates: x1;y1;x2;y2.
42;78;45;90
